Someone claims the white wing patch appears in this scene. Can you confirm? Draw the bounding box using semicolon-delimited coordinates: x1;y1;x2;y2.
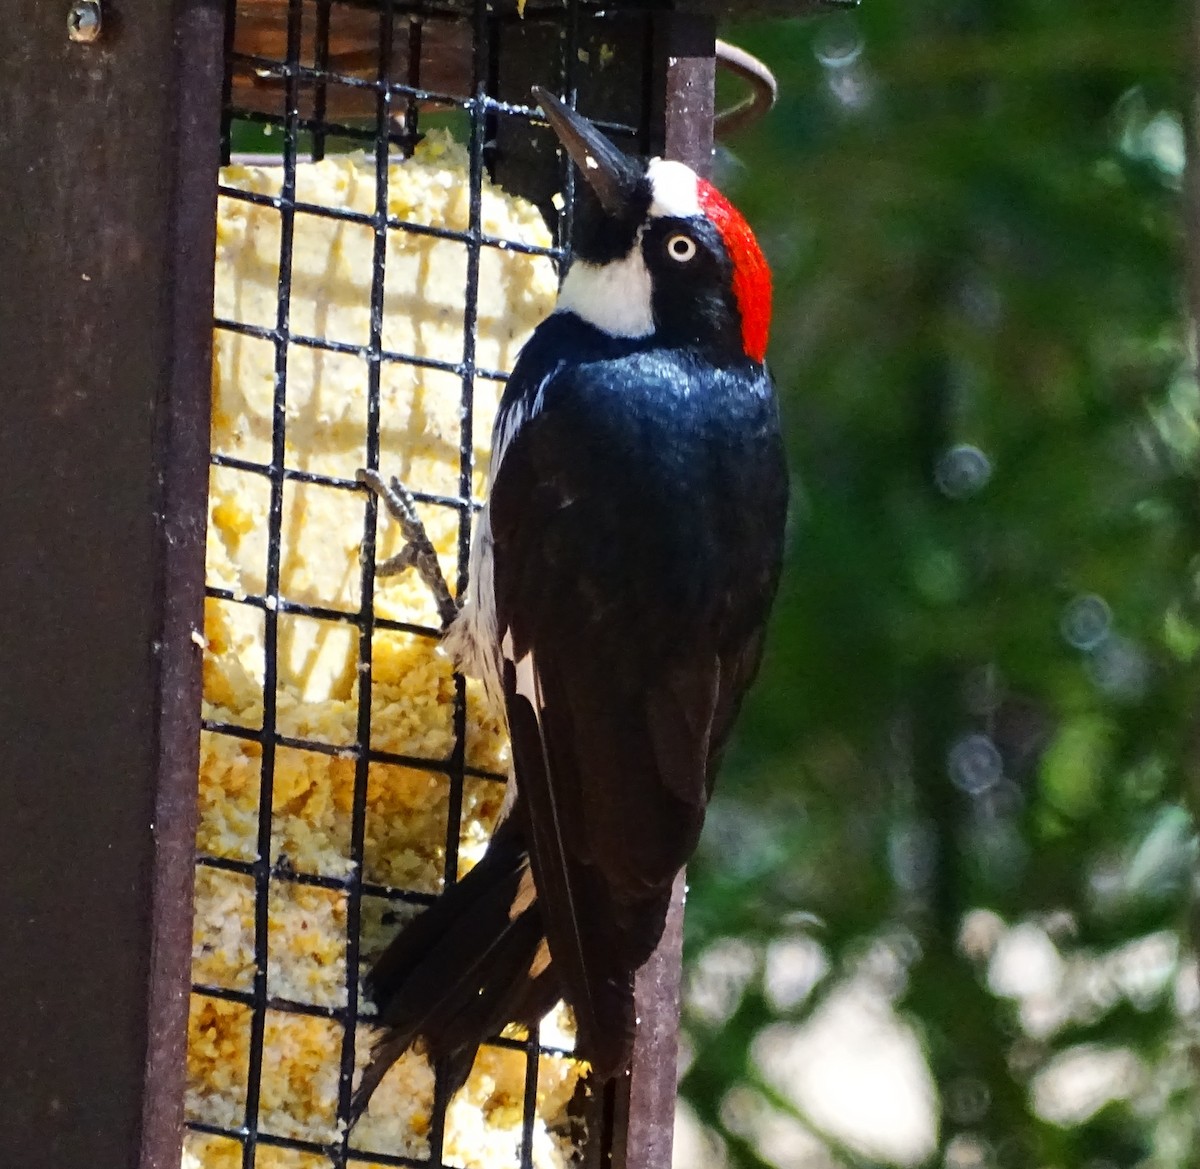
490;367;555;478
502;628;538;707
497;628;540;820
443;372;553;734
444;498;504;709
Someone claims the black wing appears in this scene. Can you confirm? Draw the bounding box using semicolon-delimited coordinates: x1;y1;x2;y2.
488;337;787;1076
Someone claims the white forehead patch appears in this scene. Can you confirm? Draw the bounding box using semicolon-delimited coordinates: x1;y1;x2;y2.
647;158;701;219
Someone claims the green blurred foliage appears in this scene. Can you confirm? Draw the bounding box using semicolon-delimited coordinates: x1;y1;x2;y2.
683;3;1200;1166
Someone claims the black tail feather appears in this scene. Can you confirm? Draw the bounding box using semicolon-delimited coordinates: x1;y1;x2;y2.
352;819;558;1121
504;663;638;1081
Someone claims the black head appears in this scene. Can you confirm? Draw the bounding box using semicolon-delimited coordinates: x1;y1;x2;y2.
534;86;652;264
534;86;773;365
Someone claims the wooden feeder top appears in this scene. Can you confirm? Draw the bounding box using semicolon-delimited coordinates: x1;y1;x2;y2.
232;0;846;123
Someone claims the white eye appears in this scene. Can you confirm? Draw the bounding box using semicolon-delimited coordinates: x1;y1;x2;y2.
666;233;697;263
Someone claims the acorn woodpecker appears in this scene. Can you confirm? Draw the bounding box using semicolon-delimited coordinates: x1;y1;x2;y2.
353;87;788;1115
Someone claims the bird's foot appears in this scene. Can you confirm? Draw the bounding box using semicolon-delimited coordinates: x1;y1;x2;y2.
358;468;459;630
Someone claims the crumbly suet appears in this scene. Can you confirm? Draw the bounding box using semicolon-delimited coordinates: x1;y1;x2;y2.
188;135;582;1169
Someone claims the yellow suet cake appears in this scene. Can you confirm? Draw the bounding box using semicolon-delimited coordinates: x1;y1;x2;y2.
188;134;583;1169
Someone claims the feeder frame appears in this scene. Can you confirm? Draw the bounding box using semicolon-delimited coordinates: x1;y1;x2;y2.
0;1;820;1165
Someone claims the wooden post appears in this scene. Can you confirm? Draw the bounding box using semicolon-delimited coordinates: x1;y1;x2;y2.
0;1;222;1165
609;15;716;1169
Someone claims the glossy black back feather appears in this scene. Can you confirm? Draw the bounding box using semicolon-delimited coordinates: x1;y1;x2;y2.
489;314;788;1080
354;312;787;1118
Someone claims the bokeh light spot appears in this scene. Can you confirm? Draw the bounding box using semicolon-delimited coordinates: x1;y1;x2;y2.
935;444;992;499
812;14;864;68
1060;594;1112;651
948;733;1004;795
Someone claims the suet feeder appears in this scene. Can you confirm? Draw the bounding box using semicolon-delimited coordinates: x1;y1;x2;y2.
0;0;840;1166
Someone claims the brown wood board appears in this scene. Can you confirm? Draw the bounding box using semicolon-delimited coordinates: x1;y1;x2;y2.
0;0;222;1165
226;0;843;121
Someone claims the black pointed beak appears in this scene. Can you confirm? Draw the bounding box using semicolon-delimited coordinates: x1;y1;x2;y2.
532;86;646;218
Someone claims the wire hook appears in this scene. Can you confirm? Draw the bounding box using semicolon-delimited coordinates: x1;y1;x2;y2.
715;40;778;139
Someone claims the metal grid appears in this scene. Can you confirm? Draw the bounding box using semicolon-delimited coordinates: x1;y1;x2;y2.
188;1;652;1165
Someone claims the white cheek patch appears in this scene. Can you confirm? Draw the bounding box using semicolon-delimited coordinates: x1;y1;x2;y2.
647;158;701;219
555;240;654;338
552;157;701;338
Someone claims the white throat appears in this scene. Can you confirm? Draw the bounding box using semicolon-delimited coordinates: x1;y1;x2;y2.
555;235;653;338
552;157;702;339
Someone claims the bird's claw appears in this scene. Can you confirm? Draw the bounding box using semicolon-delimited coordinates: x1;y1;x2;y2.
358;468;459;630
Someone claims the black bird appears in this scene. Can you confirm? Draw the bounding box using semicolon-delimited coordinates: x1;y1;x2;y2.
353;87;788;1116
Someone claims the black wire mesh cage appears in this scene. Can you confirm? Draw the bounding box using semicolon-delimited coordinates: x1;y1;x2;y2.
0;1;826;1166
192;2;675;1167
